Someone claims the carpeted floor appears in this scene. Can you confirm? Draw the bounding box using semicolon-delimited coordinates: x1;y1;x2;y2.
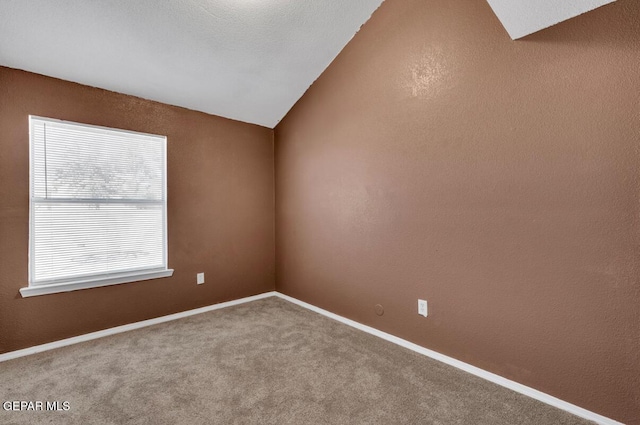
1;297;593;424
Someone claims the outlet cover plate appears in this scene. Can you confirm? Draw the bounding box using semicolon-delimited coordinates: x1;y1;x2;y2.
418;299;428;317
197;273;205;285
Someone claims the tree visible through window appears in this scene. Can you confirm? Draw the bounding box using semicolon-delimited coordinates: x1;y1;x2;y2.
23;116;173;297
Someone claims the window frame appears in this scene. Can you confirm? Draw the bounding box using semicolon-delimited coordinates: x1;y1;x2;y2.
21;116;173;298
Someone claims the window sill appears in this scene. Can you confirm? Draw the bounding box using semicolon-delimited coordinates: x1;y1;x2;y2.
20;269;174;298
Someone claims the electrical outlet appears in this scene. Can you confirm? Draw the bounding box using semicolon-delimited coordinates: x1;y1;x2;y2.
418;299;428;317
197;273;205;285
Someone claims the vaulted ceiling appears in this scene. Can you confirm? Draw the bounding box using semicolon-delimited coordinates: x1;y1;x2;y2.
486;0;616;39
0;1;616;128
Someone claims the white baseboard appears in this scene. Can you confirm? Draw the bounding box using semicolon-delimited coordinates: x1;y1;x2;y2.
0;291;277;363
0;290;623;425
274;293;623;425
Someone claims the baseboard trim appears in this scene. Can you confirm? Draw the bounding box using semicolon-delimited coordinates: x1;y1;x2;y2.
0;291;277;363
0;290;623;425
274;292;623;425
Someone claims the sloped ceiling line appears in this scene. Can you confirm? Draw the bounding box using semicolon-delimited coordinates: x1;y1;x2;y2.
485;0;616;39
0;0;617;127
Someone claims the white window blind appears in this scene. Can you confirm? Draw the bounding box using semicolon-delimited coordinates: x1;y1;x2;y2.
24;116;172;297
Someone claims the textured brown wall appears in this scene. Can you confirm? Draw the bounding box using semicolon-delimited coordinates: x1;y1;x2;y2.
0;66;275;354
275;0;640;423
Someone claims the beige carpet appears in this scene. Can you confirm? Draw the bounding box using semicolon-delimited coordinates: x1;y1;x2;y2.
1;297;593;424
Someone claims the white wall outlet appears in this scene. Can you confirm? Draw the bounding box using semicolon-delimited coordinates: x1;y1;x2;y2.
418;299;428;317
196;272;205;285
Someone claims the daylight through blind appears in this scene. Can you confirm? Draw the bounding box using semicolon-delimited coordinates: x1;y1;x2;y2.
30;117;167;285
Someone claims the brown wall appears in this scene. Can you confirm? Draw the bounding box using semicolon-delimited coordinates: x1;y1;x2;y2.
275;0;640;423
0;66;275;354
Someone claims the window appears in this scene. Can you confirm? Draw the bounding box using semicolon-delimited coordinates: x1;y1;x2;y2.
21;116;173;297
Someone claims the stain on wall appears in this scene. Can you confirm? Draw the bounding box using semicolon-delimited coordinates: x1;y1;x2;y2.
0;66;275;354
275;0;640;423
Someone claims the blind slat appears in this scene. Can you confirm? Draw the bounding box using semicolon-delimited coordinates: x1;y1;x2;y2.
30;116;168;286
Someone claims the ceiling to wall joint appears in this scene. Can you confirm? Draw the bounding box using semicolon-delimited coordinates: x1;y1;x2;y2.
485;0;616;39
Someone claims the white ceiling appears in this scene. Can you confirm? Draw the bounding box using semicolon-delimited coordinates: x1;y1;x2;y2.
486;0;616;39
0;1;616;127
0;0;384;128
